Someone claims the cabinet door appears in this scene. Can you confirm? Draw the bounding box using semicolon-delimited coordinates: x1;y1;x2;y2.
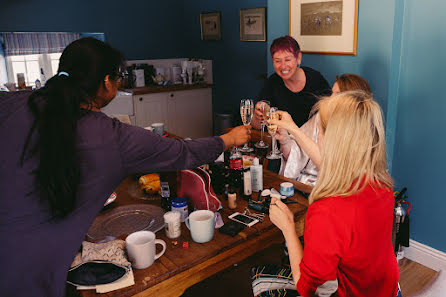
133;94;168;128
167;89;212;139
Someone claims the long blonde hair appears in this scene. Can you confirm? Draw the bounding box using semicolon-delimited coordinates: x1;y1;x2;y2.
309;91;393;204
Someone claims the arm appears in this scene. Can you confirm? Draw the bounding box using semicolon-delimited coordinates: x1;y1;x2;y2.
117;122;249;174
251;101;265;130
271;111;322;168
275;128;292;160
269;197;303;285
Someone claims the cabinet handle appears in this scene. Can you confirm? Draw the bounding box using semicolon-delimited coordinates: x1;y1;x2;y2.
139;97;143;101
170;93;174;97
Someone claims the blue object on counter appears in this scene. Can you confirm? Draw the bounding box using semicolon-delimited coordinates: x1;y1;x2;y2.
171;197;188;222
280;182;294;197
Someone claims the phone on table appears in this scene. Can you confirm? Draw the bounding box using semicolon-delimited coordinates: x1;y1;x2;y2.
228;212;259;227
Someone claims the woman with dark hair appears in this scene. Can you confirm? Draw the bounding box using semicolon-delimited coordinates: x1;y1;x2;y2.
252;35;331;129
0;37;249;297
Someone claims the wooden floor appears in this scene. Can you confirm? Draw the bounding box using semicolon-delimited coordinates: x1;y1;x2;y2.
181;244;439;297
399;257;438;297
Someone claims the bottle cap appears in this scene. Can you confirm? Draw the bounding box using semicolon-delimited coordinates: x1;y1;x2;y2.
253;157;260;166
171;197;187;207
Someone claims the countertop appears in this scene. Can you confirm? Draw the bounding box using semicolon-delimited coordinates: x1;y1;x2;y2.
120;83;213;95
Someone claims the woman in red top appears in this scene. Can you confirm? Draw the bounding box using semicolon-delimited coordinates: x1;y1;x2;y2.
258;91;399;296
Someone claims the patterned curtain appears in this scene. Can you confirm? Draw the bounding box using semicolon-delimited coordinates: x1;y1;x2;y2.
2;32;80;56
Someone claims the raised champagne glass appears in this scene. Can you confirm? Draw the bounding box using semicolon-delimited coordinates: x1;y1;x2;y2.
254;100;270;149
266;107;282;159
240;98;254;152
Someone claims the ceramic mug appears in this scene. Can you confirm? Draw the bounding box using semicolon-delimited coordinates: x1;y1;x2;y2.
151;123;164;136
125;231;166;269
185;210;216;243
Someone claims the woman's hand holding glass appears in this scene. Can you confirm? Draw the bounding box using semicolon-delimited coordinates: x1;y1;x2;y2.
266;107;282;159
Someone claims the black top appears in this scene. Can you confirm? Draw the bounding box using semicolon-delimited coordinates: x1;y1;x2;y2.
258;66;331;127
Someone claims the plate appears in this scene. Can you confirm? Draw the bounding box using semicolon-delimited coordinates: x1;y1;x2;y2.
87;204;165;242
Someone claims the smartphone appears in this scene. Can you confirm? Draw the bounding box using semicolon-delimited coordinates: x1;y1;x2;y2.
228;212;259;227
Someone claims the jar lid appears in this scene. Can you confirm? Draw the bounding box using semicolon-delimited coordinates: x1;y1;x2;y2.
171;197;187;207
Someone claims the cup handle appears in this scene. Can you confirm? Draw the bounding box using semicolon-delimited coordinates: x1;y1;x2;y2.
185;217;190;230
154;239;166;260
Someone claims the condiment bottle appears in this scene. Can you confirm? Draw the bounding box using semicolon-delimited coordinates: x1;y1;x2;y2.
228;186;237;209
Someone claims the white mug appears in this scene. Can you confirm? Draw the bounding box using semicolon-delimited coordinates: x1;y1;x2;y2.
185;210;216;243
125;231;166;269
151;122;164;136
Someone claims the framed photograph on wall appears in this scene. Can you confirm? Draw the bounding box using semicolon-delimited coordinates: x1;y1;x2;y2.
289;0;358;55
200;11;222;40
240;7;267;41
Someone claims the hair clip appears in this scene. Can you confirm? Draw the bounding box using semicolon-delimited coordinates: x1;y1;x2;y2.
58;72;69;77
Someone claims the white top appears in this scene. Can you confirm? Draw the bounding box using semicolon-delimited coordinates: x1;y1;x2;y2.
279;114;319;186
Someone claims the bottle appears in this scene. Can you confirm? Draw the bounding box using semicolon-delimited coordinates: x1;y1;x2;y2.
242;167;252;201
250;157;263;193
160;172;177;211
229;147;243;191
171;197;188;222
228;186;237;209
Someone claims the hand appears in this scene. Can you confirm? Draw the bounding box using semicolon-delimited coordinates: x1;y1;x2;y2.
220;125;251;149
254;101;270;125
274;127;290;145
269;197;295;233
268;110;299;132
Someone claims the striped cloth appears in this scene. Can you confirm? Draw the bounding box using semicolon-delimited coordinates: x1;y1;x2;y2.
251;265;299;297
2;32;80;56
251;264;403;297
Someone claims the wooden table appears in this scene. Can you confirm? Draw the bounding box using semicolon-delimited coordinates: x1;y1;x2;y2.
80;170;310;297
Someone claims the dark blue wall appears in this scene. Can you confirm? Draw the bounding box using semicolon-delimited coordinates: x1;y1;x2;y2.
182;0;268;116
0;0;186;59
0;0;267;118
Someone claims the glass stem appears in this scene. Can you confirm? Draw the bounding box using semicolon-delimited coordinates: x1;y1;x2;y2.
272;135;276;155
260;124;264;143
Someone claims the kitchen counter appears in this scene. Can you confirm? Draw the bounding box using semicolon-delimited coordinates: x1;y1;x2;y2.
121;83;213;95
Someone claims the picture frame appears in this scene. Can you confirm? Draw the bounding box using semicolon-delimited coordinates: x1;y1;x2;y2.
200;11;222;41
240;7;267;41
289;0;358;55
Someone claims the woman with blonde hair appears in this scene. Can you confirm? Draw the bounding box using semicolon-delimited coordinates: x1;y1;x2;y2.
252;91;400;297
276;73;371;186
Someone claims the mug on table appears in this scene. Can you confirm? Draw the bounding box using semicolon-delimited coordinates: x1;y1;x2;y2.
151;122;164;136
125;230;166;269
185;210;216;243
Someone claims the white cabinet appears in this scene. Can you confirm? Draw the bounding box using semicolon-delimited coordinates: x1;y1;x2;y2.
133;88;213;139
133;93;169;128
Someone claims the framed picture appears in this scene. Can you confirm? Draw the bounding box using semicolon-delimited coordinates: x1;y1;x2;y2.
240;7;267;41
200;11;222;40
289;0;358;55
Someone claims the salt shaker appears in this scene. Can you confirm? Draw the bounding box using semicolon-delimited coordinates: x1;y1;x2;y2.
164;211;181;239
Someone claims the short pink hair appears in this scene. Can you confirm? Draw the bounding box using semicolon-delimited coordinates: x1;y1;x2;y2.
270;35;301;59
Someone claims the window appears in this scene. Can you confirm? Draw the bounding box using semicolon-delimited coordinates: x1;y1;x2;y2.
6;53;60;87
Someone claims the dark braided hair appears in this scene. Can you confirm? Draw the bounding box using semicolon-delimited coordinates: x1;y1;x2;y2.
21;37;125;219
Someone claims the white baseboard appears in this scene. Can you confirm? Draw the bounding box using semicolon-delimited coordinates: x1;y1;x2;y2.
404;239;446;272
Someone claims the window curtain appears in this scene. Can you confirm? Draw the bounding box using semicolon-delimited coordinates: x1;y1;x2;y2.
2;32;80;56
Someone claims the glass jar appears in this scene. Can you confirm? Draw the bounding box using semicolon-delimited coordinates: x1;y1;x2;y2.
171;197;188;222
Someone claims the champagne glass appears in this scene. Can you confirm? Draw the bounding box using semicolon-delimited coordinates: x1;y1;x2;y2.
254;100;270;149
266;107;282;160
240;98;254;152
